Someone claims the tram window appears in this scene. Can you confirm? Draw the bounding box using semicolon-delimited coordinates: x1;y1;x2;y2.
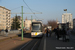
32;24;41;31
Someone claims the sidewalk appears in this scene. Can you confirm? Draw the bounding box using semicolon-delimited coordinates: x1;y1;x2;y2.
0;32;21;42
0;36;32;50
46;33;75;50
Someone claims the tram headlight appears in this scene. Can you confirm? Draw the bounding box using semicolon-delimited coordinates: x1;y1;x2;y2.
31;32;34;35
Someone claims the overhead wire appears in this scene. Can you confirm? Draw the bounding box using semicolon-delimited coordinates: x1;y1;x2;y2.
23;6;41;13
10;7;21;18
23;0;39;19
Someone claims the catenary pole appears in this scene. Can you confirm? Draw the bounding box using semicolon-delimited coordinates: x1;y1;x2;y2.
21;6;23;40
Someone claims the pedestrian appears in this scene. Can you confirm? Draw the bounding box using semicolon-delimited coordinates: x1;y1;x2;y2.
56;28;60;40
44;28;47;36
62;28;66;42
46;28;49;37
66;28;71;36
53;28;57;35
66;28;70;41
5;28;8;37
49;29;52;37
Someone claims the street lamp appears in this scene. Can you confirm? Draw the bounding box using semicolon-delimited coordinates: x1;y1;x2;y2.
64;9;67;23
64;9;68;30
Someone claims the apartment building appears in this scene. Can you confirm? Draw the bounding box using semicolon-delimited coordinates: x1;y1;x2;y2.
73;19;75;30
62;13;73;29
0;6;11;30
25;18;36;30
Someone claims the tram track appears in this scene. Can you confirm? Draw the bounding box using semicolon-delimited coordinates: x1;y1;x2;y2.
20;38;41;50
19;33;43;50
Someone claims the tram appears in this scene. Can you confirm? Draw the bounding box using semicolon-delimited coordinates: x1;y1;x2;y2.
31;21;43;37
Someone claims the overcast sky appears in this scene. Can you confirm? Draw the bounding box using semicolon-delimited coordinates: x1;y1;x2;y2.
0;0;75;24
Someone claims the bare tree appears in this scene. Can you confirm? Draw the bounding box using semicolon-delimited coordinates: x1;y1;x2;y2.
43;24;47;28
47;20;57;29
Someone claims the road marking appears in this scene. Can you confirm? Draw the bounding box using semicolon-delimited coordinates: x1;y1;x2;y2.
44;34;46;50
31;40;39;50
20;41;31;50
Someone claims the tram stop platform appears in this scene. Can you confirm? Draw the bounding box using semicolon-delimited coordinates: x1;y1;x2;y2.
46;33;75;50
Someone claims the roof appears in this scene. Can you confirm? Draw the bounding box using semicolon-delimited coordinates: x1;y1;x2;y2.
62;13;72;15
32;21;42;23
0;6;11;11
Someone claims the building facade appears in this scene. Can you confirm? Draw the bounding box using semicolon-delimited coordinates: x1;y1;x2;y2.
0;6;11;30
73;19;75;30
25;18;36;30
62;13;73;29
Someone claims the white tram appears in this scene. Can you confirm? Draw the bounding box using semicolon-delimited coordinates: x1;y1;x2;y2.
31;21;43;37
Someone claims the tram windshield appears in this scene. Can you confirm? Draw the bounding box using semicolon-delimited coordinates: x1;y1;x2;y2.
32;24;41;32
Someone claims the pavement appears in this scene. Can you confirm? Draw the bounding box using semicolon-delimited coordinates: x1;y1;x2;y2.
0;36;32;50
0;32;21;42
46;33;75;50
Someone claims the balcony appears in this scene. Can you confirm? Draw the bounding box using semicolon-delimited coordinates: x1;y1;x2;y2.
6;20;8;22
6;14;8;16
6;11;8;13
6;17;10;19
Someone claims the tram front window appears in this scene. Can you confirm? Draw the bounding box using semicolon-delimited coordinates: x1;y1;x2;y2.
32;24;41;32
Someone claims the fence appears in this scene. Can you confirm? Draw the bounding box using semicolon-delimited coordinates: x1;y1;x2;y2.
0;30;21;35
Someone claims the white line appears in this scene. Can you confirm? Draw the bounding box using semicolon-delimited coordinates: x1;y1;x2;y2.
44;34;46;50
20;41;31;50
31;40;39;50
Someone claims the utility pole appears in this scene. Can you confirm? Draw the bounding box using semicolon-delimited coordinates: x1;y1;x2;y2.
21;6;23;40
